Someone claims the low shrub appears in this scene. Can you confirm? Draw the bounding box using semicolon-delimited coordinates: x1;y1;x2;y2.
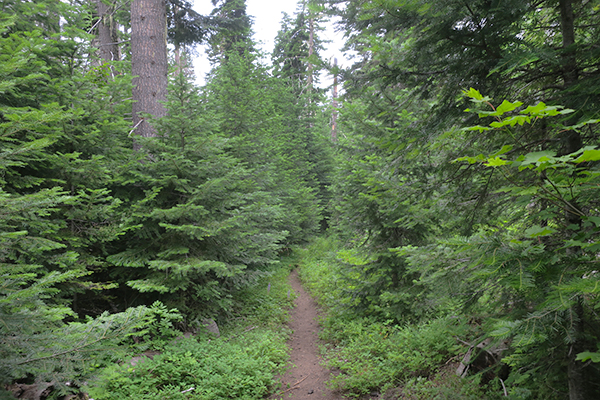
86;263;294;399
322;317;467;396
86;332;287;399
296;237;483;398
400;374;489;400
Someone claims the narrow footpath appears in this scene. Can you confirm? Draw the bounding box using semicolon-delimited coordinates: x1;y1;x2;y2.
270;269;344;400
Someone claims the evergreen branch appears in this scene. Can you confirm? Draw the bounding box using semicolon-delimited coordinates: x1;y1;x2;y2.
16;310;143;366
16;336;108;366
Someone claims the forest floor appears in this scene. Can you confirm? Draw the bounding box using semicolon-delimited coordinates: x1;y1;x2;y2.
269;269;344;400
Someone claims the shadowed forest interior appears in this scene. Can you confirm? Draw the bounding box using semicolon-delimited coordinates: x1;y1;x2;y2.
2;0;600;399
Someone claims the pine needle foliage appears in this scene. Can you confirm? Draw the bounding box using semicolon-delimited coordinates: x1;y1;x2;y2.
0;4;144;394
204;48;327;244
105;72;290;319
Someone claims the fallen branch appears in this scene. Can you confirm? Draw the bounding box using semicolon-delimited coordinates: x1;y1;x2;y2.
273;374;310;396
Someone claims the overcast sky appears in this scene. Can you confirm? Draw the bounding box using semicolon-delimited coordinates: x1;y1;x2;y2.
190;0;348;86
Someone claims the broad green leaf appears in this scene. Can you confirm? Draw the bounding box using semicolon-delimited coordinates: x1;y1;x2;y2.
574;147;600;163
496;100;523;115
525;225;556;238
490;115;530;127
581;242;600;252
520;102;548;115
521;151;556;166
564;239;585;248
576;352;600;363
485;157;509;167
454;154;485;164
463;87;484;101
585;216;600;227
461;125;492;133
491;145;513;157
568;118;600;131
520;102;574;117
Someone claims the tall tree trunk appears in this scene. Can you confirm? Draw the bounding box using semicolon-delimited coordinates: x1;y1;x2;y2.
174;43;182;75
97;0;120;64
558;0;583;230
559;6;590;399
307;15;314;91
131;0;168;149
567;298;591;400
331;58;338;143
173;4;183;76
559;0;577;90
559;0;581;155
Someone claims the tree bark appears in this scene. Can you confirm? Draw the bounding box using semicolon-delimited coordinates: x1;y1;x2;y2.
559;0;577;89
567;298;592;400
558;7;588;396
558;7;591;396
97;0;120;64
332;58;338;143
131;0;168;148
559;0;582;155
307;14;314;91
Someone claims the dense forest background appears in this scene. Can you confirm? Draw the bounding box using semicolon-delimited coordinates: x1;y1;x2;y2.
1;0;600;399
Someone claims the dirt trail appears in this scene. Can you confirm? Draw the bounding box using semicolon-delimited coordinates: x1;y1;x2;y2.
270;269;344;400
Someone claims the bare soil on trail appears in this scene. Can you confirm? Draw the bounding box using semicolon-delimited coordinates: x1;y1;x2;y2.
269;269;344;400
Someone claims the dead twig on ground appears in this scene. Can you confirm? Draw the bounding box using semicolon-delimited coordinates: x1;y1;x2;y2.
273;374;310;396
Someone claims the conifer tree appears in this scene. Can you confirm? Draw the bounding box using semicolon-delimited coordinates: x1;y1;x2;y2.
208;0;253;60
272;1;333;229
205;47;319;244
105;71;289;319
0;7;147;393
326;0;600;396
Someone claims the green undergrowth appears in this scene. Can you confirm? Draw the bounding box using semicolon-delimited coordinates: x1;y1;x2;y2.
320;316;483;398
296;237;491;399
86;263;295;399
